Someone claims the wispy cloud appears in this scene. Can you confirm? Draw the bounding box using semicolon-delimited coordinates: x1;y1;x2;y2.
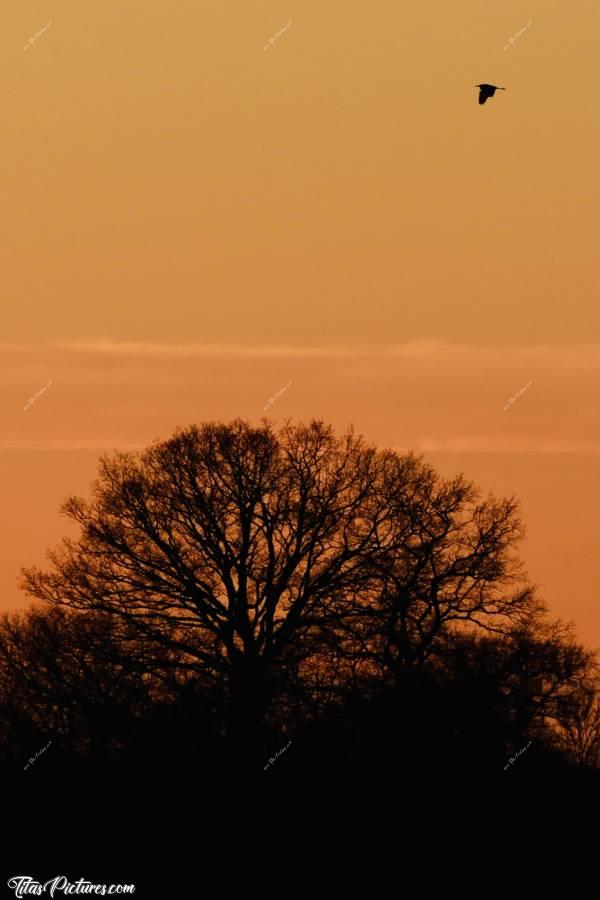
1;340;597;453
415;437;599;454
6;340;360;359
1;339;598;369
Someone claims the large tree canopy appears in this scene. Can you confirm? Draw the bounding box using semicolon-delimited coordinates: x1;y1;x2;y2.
20;419;544;749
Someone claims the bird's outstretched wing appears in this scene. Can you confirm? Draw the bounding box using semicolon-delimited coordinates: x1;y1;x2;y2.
478;85;495;104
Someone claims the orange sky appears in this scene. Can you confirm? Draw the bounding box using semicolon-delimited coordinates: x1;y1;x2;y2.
2;1;598;644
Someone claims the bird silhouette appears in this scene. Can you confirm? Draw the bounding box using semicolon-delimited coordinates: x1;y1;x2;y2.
475;84;506;105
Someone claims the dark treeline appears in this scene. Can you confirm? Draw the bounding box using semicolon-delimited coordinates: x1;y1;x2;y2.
1;420;599;787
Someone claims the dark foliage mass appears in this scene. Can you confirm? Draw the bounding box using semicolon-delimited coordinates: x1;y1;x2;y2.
1;420;599;789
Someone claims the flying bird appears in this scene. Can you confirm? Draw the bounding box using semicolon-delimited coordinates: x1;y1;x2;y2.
475;84;506;105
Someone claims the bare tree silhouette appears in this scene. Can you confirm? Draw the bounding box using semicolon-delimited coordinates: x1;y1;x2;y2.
552;667;600;768
13;419;599;780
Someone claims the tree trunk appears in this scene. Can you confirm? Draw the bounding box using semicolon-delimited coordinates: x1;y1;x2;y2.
229;658;270;773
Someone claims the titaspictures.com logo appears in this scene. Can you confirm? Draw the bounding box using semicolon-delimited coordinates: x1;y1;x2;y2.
6;877;135;898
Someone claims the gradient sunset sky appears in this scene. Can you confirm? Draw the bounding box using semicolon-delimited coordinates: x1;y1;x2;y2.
2;1;598;643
